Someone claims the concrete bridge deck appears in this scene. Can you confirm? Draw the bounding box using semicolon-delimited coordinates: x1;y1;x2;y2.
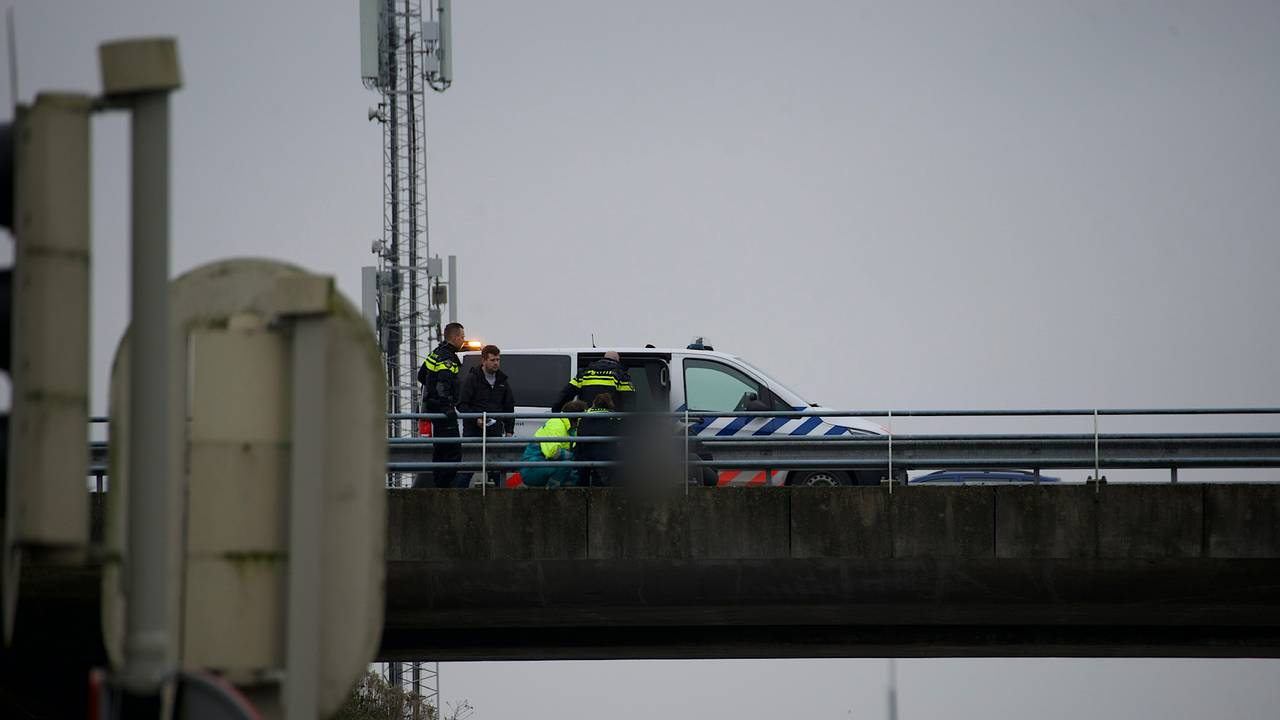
382;483;1280;660
6;483;1280;717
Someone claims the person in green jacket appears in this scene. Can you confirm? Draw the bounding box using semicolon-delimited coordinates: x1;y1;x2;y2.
521;400;586;488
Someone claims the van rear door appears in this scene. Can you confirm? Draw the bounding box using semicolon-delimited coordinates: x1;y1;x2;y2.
575;352;671;411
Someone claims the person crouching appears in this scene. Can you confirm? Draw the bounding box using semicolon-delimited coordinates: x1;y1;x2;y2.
520;400;586;488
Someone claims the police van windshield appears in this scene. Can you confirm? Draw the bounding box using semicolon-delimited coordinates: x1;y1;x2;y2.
732;356;812;407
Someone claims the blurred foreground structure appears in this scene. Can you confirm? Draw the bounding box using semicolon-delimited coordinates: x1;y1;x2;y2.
2;37;387;720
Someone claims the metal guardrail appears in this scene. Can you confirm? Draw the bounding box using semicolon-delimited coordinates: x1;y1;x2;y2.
384;434;1280;470
85;408;1280;486
88;407;1280;424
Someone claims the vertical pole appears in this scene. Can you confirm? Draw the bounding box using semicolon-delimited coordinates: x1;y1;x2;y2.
887;659;898;720
412;663;421;720
1093;409;1101;493
887;410;894;494
447;254;457;325
123;90;173;701
406;27;419;397
481;412;487;497
285;318;327;720
384;0;402;469
389;663;402;694
5;9;16;109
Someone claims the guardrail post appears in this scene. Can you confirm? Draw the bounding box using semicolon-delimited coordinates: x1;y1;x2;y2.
887;409;894;494
481;412;487;497
1091;408;1101;493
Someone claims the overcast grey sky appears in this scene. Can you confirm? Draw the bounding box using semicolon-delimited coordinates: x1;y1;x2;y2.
9;0;1280;718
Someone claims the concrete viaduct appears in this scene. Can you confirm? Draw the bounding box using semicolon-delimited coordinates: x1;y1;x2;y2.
6;483;1280;715
381;484;1280;660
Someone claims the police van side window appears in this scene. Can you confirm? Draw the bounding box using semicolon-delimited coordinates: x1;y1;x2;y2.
460;353;570;407
683;359;764;412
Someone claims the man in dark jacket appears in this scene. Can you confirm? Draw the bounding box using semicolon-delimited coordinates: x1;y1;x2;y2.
417;322;465;488
552;351;636;412
458;344;516;487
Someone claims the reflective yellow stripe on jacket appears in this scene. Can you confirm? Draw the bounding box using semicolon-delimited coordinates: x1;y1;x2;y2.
569;370;634;392
422;353;460;373
535;417;574;459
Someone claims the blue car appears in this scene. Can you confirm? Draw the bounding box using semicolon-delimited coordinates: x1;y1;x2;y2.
909;469;1060;485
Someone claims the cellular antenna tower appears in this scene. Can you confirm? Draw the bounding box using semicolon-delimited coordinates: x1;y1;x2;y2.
360;0;454;469
361;0;453;714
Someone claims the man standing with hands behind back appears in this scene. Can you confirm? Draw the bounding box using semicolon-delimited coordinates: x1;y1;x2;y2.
458;344;516;487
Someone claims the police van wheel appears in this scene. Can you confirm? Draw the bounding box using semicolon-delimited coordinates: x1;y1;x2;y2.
792;470;851;487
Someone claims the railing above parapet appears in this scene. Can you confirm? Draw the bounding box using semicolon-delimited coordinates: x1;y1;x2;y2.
86;407;1280;486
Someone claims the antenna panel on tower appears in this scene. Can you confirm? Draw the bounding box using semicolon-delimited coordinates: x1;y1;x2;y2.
359;0;388;87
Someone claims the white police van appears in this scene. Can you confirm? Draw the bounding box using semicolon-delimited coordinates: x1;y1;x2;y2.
459;343;892;486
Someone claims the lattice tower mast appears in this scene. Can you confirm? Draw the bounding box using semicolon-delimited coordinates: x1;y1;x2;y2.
363;0;453;463
362;0;452;714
